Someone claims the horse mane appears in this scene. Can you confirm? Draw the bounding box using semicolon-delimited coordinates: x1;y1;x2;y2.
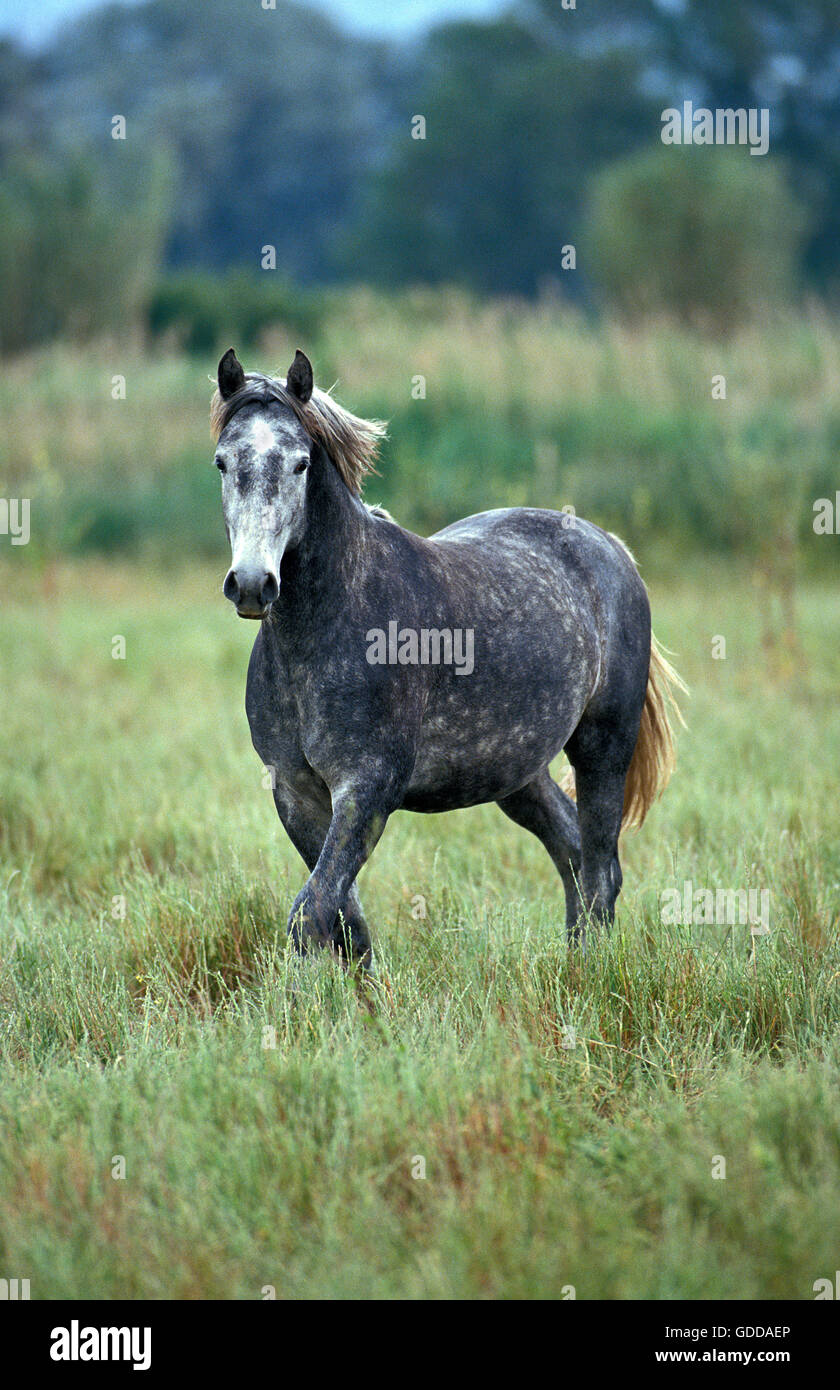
210;372;387;496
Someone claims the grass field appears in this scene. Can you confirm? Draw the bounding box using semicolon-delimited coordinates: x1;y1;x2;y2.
1;553;838;1299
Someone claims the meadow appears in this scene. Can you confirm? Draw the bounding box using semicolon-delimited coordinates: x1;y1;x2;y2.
0;298;838;1299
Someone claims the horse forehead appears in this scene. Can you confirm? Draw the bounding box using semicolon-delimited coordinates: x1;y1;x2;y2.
247;416;287;454
226;405;303;457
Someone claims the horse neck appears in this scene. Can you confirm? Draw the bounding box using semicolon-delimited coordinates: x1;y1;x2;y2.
276;444;370;617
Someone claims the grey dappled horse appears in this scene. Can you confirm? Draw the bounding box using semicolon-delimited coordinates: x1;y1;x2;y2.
211;348;685;968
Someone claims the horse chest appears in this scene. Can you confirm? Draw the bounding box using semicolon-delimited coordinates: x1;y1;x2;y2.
246;633;355;784
245;636;306;767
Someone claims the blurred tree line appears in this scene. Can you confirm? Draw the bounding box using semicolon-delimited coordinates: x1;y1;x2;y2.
0;0;838;351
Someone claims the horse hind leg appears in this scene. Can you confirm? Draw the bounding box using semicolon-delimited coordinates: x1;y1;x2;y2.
563;718;637;943
496;770;582;943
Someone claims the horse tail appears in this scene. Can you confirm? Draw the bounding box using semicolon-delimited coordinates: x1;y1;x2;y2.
620;633;687;830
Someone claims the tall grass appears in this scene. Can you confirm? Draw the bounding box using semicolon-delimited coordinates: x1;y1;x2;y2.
1;294;839;570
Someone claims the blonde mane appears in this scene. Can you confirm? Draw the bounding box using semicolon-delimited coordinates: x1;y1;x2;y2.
210;372;387;496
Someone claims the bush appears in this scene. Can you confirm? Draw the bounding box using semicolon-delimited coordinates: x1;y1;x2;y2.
146;269;323;355
584;147;807;333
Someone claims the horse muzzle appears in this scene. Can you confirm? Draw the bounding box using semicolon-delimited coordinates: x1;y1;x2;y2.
223;566;279;619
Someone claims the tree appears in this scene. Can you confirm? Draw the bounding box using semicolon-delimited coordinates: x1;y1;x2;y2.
32;0;410;284
584;145;806;332
0;150;172;352
341;18;657;295
530;0;840;289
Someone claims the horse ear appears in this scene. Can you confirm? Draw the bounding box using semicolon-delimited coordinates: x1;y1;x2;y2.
218;347;245;400
286;349;313;404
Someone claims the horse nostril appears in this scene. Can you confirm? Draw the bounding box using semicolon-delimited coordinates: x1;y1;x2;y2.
260;572;279;606
223;569;240;604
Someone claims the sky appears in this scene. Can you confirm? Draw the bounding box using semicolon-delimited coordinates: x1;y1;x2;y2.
0;0;506;47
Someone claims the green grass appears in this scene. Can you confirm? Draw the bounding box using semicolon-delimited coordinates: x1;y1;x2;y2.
0;558;838;1298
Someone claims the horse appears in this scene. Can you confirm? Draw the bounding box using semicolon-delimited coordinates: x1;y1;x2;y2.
210;347;686;968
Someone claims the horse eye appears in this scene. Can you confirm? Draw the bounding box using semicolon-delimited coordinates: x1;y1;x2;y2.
293;460;308;475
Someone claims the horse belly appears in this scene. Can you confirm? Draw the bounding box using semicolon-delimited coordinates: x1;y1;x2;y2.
400;595;596;811
403;702;576;811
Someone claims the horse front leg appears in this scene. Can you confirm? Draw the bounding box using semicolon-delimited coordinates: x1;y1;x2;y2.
286;777;402;963
272;784;374;967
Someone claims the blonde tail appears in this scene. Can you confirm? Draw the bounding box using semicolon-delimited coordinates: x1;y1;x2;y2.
560;634;687;831
621;634;687;829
